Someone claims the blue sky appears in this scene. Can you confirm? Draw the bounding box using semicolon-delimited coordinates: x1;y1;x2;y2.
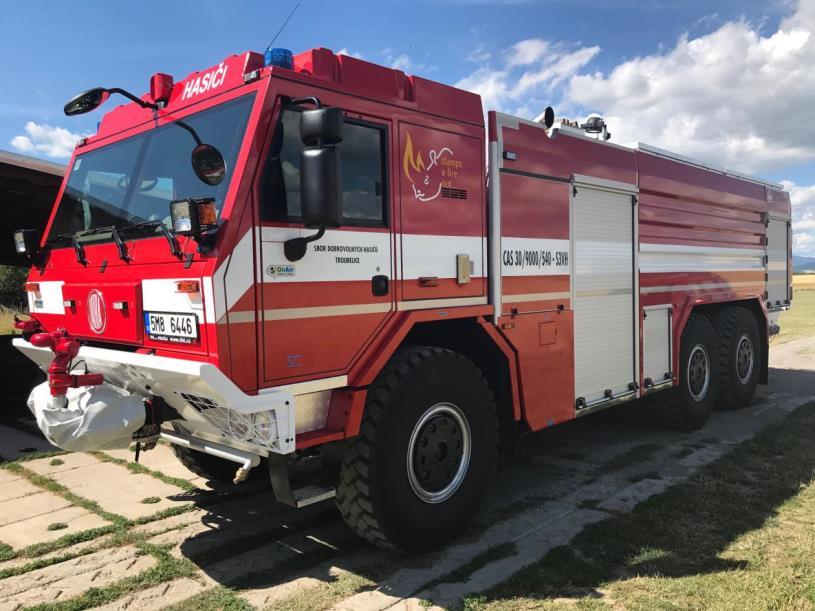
2;0;814;253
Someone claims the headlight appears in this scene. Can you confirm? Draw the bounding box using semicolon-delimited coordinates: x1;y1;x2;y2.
226;411;250;440
252;411;278;444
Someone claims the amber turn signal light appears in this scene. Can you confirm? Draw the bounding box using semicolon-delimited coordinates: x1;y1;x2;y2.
176;280;200;293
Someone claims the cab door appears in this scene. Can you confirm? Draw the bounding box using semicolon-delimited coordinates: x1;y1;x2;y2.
257;100;394;385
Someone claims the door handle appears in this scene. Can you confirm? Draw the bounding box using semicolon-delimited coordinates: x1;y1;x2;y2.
372;275;389;296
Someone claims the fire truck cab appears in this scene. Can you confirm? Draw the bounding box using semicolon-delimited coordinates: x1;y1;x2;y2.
12;47;792;551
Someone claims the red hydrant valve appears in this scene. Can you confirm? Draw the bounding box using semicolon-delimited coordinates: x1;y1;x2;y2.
30;328;104;397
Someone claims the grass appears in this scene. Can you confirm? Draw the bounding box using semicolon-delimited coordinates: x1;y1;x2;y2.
463;401;815;610
0;305;20;335
776;278;815;344
46;523;68;532
164;586;253;611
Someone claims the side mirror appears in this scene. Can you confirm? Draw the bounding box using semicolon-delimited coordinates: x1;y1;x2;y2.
64;88;110;116
300;107;343;146
191;144;226;186
300;146;342;229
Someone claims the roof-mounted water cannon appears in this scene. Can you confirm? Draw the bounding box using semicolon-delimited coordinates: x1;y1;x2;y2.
63;86;159;116
581;114;611;141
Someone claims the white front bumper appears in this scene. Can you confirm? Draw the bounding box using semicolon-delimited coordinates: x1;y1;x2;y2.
13;339;296;455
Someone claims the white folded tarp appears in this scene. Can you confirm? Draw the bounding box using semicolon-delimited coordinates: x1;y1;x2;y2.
27;382;145;452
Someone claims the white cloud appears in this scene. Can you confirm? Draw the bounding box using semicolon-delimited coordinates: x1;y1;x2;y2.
390;53;412;71
11;122;83;159
507;39;550;66
454;38;599;114
452;1;815;256
565;4;815;174
337;48;363;59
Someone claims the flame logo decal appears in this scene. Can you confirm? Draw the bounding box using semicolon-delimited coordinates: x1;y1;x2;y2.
402;132;454;202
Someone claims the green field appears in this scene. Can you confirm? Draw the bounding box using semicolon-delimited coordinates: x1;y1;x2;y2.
776;279;815;344
465;402;815;611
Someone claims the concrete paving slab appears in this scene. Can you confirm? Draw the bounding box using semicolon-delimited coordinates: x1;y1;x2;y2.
25;456;189;520
105;444;210;489
0;490;71;527
596;478;676;513
24;451;101;476
90;577;206;611
0;504;110;549
0;424;59;461
0;468;40;503
0;546;154;608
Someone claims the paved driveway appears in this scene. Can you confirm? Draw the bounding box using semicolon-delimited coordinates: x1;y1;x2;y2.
0;337;813;610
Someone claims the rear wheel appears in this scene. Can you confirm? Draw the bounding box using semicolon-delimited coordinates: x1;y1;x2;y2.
336;346;497;552
714;306;760;410
657;313;719;431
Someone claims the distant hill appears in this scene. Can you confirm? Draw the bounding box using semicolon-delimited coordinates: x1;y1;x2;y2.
793;256;815;273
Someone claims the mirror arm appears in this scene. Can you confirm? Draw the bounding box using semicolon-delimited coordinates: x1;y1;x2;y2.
290;96;322;109
106;88;159;111
175;119;203;145
284;226;326;262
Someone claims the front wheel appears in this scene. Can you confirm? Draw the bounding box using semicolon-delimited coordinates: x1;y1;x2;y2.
336;347;497;552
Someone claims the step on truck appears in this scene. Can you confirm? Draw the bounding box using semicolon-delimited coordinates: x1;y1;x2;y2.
11;46;792;551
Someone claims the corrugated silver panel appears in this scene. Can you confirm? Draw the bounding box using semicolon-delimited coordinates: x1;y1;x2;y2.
767;219;789;305
573;186;635;404
643;306;671;385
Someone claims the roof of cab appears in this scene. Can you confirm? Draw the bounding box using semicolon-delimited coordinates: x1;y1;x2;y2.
88;47;483;146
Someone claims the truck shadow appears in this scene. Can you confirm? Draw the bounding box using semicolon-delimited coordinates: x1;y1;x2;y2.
175;366;815;603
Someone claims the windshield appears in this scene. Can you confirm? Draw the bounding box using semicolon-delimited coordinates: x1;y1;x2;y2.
48;94;255;244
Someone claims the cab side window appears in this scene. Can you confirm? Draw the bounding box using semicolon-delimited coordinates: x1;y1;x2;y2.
262;107;388;226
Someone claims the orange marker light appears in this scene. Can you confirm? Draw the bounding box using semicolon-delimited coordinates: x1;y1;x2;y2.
196;200;217;226
176;280;200;293
25;282;40;292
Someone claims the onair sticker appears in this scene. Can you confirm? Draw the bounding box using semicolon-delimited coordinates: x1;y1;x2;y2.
266;264;295;278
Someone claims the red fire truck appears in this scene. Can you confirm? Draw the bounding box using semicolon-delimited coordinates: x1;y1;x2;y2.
12;47;792;551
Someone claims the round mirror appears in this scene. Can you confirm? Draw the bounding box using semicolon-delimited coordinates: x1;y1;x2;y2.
64;88;110;116
191;144;226;186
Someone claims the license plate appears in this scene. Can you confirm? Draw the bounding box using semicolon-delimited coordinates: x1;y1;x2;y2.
144;311;199;343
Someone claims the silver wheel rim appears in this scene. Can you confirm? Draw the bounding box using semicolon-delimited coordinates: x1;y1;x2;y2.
406;402;471;504
687;344;710;402
736;334;754;384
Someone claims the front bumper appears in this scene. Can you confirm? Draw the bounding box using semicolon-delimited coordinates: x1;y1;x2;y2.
13;338;296;455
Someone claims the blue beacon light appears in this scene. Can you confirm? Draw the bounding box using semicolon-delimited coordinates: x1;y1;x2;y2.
264;48;294;69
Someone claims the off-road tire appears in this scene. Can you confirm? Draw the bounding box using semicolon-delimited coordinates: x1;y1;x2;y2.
336;346;498;552
657;313;719;431
170;444;240;483
714;306;760;410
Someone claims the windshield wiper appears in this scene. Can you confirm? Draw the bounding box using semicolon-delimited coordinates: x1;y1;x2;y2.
47;233;87;266
120;220;181;258
77;226;130;262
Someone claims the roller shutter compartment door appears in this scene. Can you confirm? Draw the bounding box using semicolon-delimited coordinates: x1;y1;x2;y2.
573;185;636;407
766;218;790;308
